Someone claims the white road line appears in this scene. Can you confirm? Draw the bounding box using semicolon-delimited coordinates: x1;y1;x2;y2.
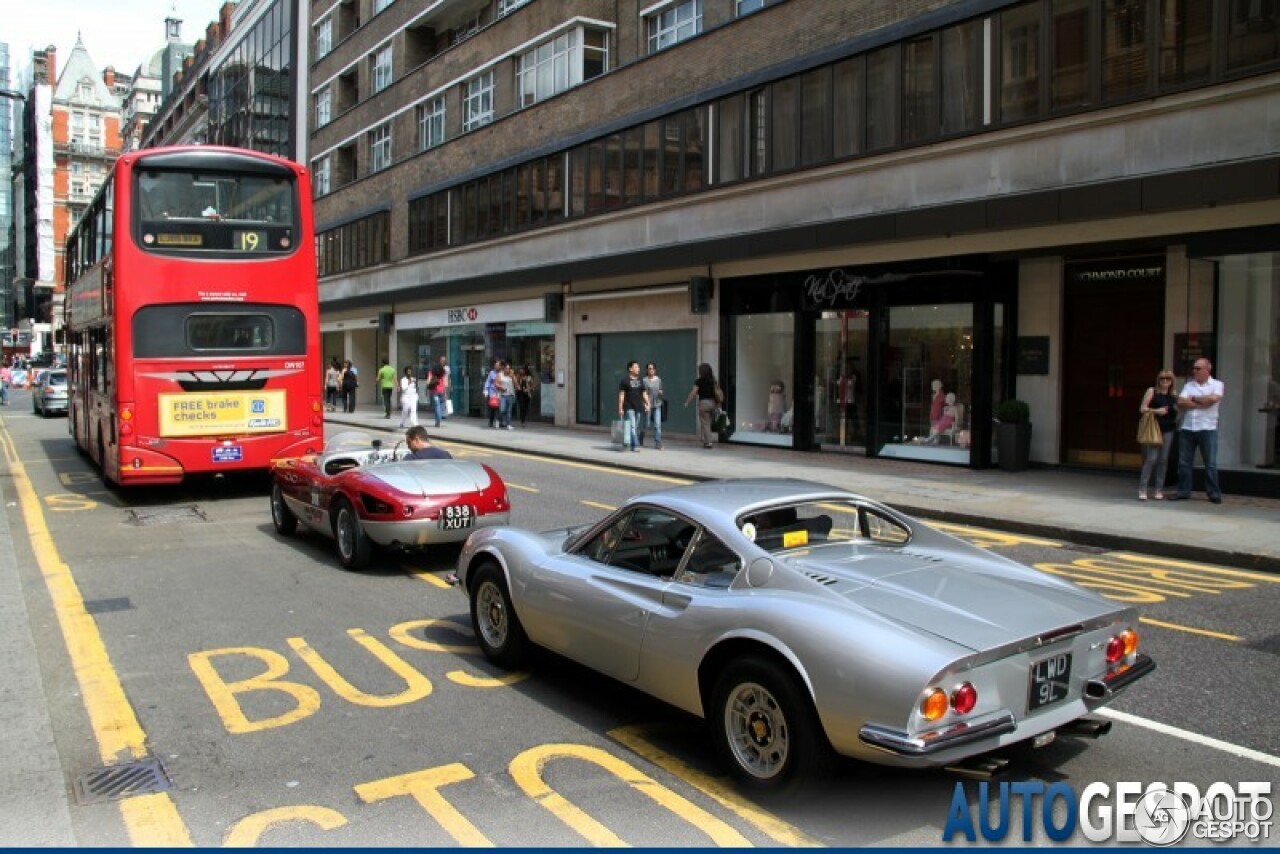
1098;708;1280;768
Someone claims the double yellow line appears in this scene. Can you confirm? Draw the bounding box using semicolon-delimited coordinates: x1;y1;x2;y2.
0;424;192;845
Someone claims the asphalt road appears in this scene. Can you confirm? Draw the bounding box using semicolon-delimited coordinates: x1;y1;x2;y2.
4;409;1277;847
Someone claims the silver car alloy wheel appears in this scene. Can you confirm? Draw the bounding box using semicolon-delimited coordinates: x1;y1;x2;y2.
723;680;790;780
475;580;508;650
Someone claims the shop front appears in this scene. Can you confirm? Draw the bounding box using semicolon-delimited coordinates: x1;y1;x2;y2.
396;298;555;422
721;259;1014;466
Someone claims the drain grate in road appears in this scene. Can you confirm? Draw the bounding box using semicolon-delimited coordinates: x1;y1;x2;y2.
83;597;134;615
127;505;208;525
73;758;173;805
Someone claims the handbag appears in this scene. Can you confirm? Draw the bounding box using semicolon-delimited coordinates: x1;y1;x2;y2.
444;399;454;416
611;419;631;448
488;393;500;408
1137;410;1163;446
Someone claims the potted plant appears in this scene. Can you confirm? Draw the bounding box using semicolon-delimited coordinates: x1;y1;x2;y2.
996;399;1032;472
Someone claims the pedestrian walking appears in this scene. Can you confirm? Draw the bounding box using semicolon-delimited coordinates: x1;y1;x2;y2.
341;360;359;413
430;356;450;427
638;362;664;449
617;360;649;452
377;358;397;418
0;361;10;406
1168;358;1225;503
684;362;721;448
398;366;419;428
324;358;341;411
515;365;534;427
497;363;517;430
483;359;502;428
1137;369;1178;500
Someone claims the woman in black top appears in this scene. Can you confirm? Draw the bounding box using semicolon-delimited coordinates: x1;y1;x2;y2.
1138;369;1178;500
684;362;720;448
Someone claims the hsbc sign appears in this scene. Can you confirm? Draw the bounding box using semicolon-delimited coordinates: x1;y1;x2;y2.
399;298;542;331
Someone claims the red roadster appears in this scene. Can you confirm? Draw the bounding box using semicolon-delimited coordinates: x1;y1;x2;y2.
270;431;510;569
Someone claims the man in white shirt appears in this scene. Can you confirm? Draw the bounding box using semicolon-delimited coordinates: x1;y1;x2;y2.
1168;358;1225;504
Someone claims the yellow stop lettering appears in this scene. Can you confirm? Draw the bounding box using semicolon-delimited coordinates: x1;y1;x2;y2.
509;744;750;847
355;764;490;846
224;805;348;847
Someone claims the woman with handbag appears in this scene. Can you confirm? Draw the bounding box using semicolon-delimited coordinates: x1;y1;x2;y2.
684;362;720;448
1137;369;1178;500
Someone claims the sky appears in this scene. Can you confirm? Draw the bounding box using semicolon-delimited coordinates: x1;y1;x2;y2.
2;0;228;84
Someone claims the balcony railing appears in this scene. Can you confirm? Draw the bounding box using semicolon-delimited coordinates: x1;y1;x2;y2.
54;140;122;159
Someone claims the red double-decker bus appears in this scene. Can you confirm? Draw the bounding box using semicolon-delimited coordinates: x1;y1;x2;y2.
63;146;323;485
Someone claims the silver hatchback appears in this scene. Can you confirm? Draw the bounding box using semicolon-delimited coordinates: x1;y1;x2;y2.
32;369;68;416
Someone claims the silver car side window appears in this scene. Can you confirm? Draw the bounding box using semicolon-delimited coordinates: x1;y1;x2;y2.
860;507;911;544
676;531;742;588
580;512;633;565
598;507;695;578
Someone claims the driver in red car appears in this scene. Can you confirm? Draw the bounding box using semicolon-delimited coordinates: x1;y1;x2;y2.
405;425;451;460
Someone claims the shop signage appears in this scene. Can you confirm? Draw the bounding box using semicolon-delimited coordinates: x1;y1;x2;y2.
1070;263;1164;283
1173;332;1216;373
803;268;870;309
399;298;543;331
1016;336;1050;375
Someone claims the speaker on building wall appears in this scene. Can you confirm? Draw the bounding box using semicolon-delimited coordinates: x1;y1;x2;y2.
543;292;564;324
378;312;393;333
689;276;713;314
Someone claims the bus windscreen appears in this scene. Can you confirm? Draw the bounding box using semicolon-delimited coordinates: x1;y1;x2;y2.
135;168;298;254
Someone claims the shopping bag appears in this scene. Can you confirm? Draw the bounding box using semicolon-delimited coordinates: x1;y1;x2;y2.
712;408;734;441
611;419;631;448
1137;411;1163;446
444;399;454;416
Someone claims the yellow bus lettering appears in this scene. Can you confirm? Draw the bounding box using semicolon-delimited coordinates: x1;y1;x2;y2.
288;629;432;708
188;648;321;734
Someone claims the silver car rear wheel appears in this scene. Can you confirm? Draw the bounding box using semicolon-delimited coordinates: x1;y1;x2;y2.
711;657;834;794
724;680;790;781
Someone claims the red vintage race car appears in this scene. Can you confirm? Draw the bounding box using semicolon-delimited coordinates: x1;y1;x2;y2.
270;430;510;569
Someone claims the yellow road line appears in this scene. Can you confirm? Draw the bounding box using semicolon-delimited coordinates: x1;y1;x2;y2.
0;422;193;845
406;568;454;589
579;500;616;511
506;482;540;493
1139;616;1243;642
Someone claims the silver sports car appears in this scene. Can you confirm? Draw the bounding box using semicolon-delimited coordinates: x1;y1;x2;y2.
457;478;1154;792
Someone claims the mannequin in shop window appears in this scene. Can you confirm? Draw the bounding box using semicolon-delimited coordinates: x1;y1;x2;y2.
765;381;786;432
927;392;963;444
928;379;945;430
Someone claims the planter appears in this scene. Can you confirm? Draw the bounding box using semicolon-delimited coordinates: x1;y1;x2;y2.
997;422;1032;472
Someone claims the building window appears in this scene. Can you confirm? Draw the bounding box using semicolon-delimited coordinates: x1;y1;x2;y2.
736;0;766;14
647;0;702;53
316;17;332;58
463;71;494;131
315;86;331;127
370;124;392;173
418;97;445;150
371;45;393;94
373;0;394;14
1000;3;1042;122
516;27;609;108
314;157;330;196
498;0;532;16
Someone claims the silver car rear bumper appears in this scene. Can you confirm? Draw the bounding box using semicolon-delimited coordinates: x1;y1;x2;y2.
860;712;1017;757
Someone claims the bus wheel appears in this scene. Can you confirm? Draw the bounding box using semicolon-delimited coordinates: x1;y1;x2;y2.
333;499;371;570
270;481;298;536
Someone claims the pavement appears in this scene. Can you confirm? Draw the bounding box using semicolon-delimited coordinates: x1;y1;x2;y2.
330;404;1280;572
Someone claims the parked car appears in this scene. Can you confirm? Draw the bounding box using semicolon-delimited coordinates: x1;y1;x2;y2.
32;369;68;416
457;478;1154;792
270;430;510;569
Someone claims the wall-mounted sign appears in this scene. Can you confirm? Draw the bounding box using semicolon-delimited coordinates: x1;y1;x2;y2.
1016;336;1050;375
1173;332;1216;374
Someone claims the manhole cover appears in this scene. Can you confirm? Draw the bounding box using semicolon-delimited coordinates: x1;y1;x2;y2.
127;505;207;525
73;758;173;805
